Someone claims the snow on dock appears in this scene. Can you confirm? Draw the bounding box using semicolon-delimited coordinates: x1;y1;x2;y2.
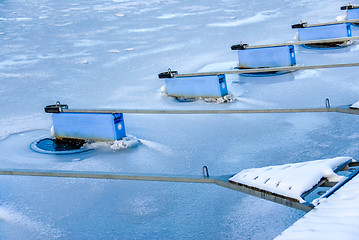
229;157;353;203
350;100;359;109
275;170;359;240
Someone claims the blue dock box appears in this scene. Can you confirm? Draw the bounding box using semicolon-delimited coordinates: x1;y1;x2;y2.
159;71;228;98
347;9;359;20
293;22;351;41
341;5;359;20
52;112;126;141
231;44;296;68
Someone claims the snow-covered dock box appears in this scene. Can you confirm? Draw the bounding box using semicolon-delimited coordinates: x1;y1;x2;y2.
341;4;359;20
158;71;228;98
292;22;352;42
350;100;359;109
231;44;296;69
45;104;126;141
229;157;357;204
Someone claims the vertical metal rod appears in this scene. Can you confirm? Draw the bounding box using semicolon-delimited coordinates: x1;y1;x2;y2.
203;166;209;178
325;98;331;108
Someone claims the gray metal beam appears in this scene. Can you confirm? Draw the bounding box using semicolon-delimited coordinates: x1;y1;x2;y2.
0;169;214;183
215;179;313;212
304;19;359;27
0;168;313;212
61;106;359;116
241;36;359;49
173;62;359;77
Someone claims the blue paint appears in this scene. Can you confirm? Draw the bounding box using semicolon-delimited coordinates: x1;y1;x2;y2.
237;45;296;68
52;112;126;141
346;8;359;20
165;74;228;98
297;23;352;41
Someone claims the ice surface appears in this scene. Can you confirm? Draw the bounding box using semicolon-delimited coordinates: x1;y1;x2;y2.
1;0;359;239
230;157;352;203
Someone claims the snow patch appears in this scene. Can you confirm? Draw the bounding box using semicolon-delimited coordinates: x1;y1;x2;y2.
74;39;105;47
163;93;236;103
131;197;159;216
197;61;238;73
157;12;192;19
107;49;121;53
295;69;320;80
128;24;175;33
105;43;186;66
336;15;347;21
235;97;274;107
138;139;173;155
207;10;279;27
0;114;51;141
0;206;62;238
350;44;359;52
200;94;236;103
0;56;39;70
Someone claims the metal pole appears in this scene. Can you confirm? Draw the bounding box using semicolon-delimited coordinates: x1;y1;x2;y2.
61;107;359;115
0;168;313;212
240;36;359;49
172;62;359;77
304;19;359;27
0;168;214;183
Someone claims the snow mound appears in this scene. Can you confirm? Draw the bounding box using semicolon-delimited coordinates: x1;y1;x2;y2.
161;85;236;103
336;15;347;21
201;93;236;103
85;135;140;150
229;157;353;203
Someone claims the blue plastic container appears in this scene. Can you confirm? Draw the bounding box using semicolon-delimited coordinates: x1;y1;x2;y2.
347;8;359;20
235;45;296;69
52;112;126;141
164;74;228;98
341;5;359;20
297;23;351;41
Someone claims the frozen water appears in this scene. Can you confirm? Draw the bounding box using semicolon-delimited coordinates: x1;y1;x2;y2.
1;0;359;239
